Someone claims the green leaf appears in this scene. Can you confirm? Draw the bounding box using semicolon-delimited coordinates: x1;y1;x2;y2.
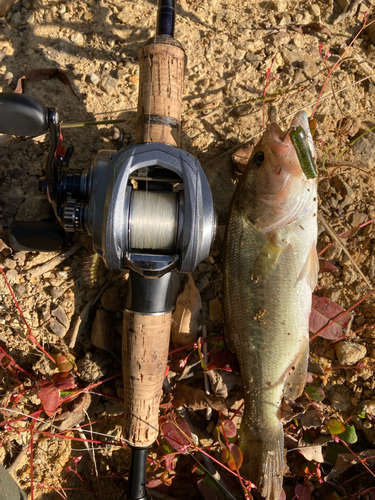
357;409;366;419
325;418;345;435
305;385;325;402
340;423;357;444
325;443;347;465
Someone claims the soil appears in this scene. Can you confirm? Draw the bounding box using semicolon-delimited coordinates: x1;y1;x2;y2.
1;1;375;499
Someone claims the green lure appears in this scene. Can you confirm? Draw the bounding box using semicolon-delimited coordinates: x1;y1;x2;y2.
289;125;318;179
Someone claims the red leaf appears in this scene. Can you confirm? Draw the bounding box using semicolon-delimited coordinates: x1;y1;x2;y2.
51;372;76;391
220;420;237;439
295;484;311;500
339;226;360;239
309;295;351;339
318;259;338;273
38;382;62;417
159;413;193;453
162;453;177;471
206;349;239;373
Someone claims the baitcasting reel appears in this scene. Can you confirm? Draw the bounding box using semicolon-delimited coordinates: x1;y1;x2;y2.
0;1;216;498
3;95;215;278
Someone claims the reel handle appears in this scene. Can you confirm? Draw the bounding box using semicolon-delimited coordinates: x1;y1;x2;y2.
0;93;49;136
10;221;68;252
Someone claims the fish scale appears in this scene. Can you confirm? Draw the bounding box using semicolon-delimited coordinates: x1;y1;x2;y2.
223;111;318;500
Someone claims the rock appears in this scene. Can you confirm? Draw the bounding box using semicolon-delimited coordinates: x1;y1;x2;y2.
282;48;318;79
13;284;26;297
5;269;17;283
335;341;367;366
101;286;121;312
51;305;70;329
101;76;117;96
353;132;375;162
309;4;321;18
359;399;375;418
330;389;351;411
3;258;16;269
13;252;26;265
90;73;100;85
70;32;84;45
47;286;64;299
350;212;367;227
266;0;287;12
209;297;223;324
77;352;112;382
49;318;67;338
91;309;115;351
0;50;6;62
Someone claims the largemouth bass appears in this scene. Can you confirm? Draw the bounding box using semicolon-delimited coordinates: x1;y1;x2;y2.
223;111;318;500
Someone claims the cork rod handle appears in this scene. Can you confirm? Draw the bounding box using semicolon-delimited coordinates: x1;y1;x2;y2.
122;311;171;447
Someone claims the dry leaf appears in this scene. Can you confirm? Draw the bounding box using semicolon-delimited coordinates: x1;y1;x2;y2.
298;439;324;463
172;383;227;414
301;409;322;429
14;68;79;97
171;274;202;346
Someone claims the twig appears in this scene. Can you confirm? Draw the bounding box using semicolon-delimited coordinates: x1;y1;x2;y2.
26;242;83;279
68;281;110;349
333;0;363;24
202;325;212;421
317;212;371;288
204;73;375;167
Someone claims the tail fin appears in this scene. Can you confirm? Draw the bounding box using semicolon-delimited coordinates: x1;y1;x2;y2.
239;423;284;500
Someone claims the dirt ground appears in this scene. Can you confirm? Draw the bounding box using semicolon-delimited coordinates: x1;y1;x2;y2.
1;0;375;499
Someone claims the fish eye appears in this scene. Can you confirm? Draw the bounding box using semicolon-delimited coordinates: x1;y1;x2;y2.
253;151;265;167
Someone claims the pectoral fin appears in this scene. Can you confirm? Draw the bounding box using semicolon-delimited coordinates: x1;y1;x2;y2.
283;337;309;401
251;241;283;281
297;243;318;291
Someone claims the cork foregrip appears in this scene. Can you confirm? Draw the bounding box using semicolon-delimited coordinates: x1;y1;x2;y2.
136;42;186;147
122;311;171;447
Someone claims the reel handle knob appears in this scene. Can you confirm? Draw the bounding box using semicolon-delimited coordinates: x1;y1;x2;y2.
0;93;49;136
10;221;68;252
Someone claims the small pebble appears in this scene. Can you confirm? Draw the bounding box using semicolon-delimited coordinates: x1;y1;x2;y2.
49;317;67;338
3;258;16;269
335;341;367;366
13;284;26;297
101;76;117;96
70;32;84;45
90;73;100;85
51;305;69;329
5;269;17;283
47;286;64;299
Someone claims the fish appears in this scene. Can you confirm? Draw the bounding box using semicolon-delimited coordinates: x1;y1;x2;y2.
222;111;318;500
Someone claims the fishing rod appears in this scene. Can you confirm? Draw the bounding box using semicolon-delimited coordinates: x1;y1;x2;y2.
0;0;216;497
